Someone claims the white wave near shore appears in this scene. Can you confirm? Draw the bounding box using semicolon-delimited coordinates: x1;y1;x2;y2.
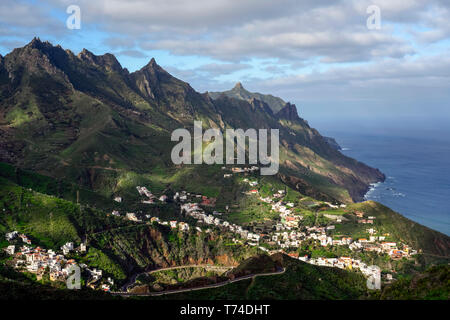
364;177;407;201
364;182;382;200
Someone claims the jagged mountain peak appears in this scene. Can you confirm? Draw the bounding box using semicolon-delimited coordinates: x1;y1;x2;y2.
27;37;43;47
234;81;244;90
24;37;56;52
140;57;166;74
248;97;274;115
129;55;210;119
2;38;73;84
78;47;94;57
209;83;287;114
77;49;122;72
21;39;79;63
276;102;300;121
12;38;74;67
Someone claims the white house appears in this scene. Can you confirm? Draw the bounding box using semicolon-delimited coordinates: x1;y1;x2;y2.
5;231;18;241
5;245;15;255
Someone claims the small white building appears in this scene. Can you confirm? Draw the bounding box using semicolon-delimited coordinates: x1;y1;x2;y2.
5;231;18;241
169;221;178;228
5;245;15;255
126;212;139;222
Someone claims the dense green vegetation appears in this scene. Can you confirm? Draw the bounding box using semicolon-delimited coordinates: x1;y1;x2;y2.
0;268;115;300
146;254;368;300
146;267;223;285
0;175;136;249
0;175;260;286
88;223;258;276
1;165;448;300
0;162;114;210
379;265;450;300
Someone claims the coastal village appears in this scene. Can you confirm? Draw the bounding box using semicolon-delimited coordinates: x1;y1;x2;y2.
3;231;113;292
4;166;418;292
106;166;418;287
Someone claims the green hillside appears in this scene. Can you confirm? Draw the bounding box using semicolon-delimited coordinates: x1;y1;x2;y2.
0;39;448;301
0;163;448;300
0;174;258;285
145;253;368;300
348;201;450;259
380;265;450;300
0;38;384;204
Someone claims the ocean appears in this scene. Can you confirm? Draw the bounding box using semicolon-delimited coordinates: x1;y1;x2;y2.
317;128;450;236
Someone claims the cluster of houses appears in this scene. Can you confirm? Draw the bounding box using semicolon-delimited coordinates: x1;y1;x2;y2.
111;210;142;222
111;188;220;222
174;190;215;204
323;202;347;209
109;182;417;288
137;186;168;204
114;207;193;232
349;237;417;259
271;199;303;229
136;186;217;207
294;254;381;279
265;226;338;249
180;203;258;240
354;211;375;224
229;166;259;174
223;166;260;178
134;183;418;263
6;231;31;245
2;177;418;293
3;231;113;291
267;221;416;260
241;190;419;270
149;215;191;232
258;190;287;203
267;225;417;260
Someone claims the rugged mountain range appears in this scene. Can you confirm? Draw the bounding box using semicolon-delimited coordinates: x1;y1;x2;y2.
208;82;287;113
0;38;384;203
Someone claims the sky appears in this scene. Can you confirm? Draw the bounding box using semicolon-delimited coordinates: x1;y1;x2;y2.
1;0;449;133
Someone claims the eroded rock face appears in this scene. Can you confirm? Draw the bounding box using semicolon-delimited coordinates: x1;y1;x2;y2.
276;102;300;121
97;226;250;278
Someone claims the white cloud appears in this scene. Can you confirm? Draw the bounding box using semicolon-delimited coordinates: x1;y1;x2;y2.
1;0;449;119
33;0;444;64
249;52;450;113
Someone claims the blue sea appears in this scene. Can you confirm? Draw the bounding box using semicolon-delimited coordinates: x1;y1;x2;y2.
316;127;450;236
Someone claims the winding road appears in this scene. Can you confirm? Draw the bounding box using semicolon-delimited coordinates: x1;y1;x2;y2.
113;266;286;297
119;264;234;292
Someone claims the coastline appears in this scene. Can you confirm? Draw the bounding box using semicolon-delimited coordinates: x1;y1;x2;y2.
353;171;386;203
333;132;450;236
363;181;384;201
